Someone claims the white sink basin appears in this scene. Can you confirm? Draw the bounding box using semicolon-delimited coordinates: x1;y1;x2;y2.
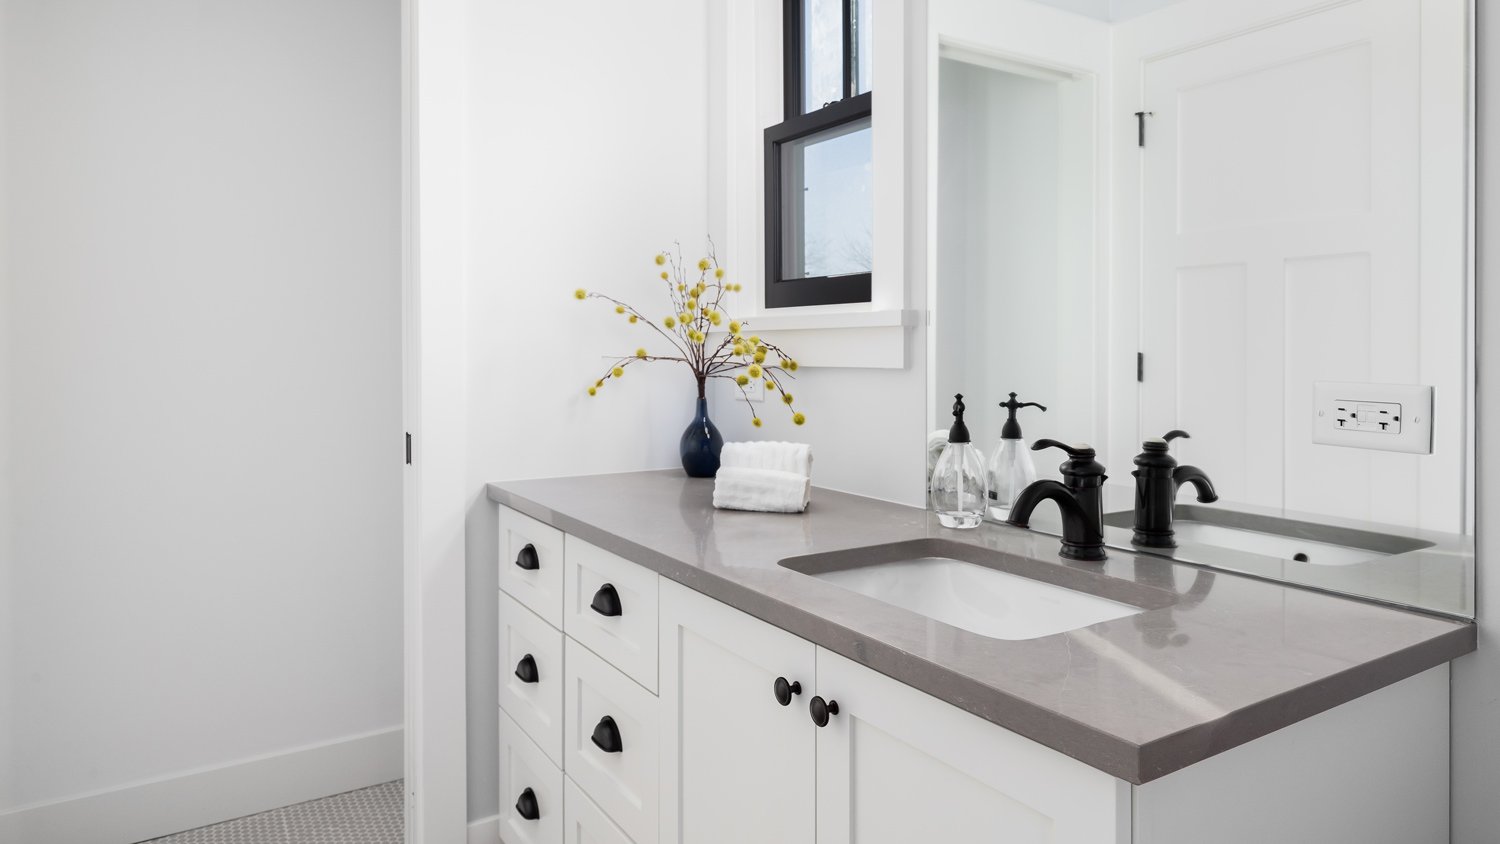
1169;521;1382;567
810;556;1144;640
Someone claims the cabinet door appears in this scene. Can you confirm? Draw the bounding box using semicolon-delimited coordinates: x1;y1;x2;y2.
814;648;1129;844
659;579;816;844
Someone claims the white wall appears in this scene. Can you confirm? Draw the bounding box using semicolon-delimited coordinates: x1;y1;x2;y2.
462;0;709;821
0;0;402;837
1452;5;1495;839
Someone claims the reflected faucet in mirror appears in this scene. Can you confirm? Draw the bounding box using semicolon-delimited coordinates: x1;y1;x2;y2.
1006;440;1108;562
1131;431;1218;549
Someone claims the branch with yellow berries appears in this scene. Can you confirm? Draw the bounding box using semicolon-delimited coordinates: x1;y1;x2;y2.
574;242;807;428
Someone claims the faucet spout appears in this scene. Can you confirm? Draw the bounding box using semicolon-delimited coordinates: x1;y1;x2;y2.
1007;480;1107;562
1173;465;1218;504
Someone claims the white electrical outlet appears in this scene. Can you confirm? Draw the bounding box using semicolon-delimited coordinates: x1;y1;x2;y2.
1312;382;1433;454
740;377;765;403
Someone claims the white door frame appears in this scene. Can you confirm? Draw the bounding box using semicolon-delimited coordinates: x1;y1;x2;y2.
402;0;470;840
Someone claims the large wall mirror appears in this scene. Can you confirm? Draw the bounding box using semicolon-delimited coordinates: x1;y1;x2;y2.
927;0;1474;617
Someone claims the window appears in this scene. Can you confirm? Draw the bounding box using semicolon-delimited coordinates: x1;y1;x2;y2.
765;0;872;309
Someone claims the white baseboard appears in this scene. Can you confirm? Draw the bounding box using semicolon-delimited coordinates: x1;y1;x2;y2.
468;814;500;844
0;725;403;844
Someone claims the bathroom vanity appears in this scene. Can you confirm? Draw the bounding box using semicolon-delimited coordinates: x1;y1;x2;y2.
488;471;1473;844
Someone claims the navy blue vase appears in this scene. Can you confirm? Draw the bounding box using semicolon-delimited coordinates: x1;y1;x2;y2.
679;394;724;477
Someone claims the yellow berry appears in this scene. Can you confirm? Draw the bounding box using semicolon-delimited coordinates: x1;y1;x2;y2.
787;360;798;371
687;298;697;310
596;380;604;388
636;348;647;358
588;387;597;396
748;364;762;378
697;258;710;271
782;392;794;404
680;312;692;323
664;316;676;328
612;367;624;378
628;315;638;323
748;335;761;344
615;305;625;314
574;288;587;300
729;321;741;335
736;375;749;386
709;312;722;326
792;412;806;425
661;271;669;280
733;344;746;356
715;268;725;279
764;379;774;390
655;253;666;265
753;350;766;364
752;417;763;428
678;283;686;292
734;283;743;292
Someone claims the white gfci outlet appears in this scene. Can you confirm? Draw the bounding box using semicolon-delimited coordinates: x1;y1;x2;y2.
740;377;765;403
1312;382;1433;454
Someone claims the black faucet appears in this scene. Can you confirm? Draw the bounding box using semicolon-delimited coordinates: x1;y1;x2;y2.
1006;440;1108;562
1131;430;1218;548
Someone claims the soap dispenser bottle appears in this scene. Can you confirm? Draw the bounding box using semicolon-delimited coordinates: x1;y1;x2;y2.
987;392;1047;518
931;394;989;529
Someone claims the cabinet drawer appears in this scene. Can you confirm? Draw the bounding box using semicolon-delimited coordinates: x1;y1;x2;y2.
499;708;564;844
564;537;659;691
564;776;634;844
499;505;566;628
499;591;565;767
565;638;660;844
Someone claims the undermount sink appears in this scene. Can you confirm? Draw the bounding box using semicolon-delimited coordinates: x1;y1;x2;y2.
1102;505;1434;567
780;539;1155;641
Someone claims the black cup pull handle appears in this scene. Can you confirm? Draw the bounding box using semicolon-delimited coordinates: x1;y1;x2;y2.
809;695;839;727
515;786;540;821
514;654;539;684
591;715;623;753
773;676;802;706
590;583;623;617
515;543;540;571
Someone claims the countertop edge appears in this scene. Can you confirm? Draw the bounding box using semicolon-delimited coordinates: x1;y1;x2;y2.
486;480;1476;785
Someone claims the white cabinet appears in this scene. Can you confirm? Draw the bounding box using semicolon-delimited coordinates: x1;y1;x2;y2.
814;648;1129;844
659;579;817;844
499;506;566;628
564;536;660;692
498;590;565;767
563;638;660;844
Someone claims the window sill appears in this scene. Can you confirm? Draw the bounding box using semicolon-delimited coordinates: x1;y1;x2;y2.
714;309;919;369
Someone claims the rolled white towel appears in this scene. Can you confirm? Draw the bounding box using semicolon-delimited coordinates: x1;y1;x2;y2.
719;441;812;478
713;467;811;513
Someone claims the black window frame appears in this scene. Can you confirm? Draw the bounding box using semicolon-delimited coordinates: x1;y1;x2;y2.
764;0;872;310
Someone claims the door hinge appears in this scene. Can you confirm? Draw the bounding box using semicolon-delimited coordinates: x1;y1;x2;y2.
405;432;412;465
1137;352;1145;382
1135;111;1152;147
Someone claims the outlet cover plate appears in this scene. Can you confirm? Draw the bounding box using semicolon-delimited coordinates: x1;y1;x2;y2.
1312;382;1433;454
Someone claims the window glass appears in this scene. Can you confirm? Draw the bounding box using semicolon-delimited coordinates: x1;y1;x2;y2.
855;0;872;94
780;117;873;279
802;0;844;111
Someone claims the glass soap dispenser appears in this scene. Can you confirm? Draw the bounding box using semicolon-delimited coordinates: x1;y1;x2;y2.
988;392;1047;519
931;394;989;529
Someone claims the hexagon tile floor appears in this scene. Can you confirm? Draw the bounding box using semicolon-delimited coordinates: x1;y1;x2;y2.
137;780;403;844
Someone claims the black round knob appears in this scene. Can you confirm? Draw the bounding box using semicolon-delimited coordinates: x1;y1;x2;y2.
590;715;623;753
809;695;839;727
773;676;802;706
590;583;623;617
515;543;540;571
514;654;539;684
515;786;540;821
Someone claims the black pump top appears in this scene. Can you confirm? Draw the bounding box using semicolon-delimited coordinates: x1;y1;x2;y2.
948;394;972;444
998;393;1046;440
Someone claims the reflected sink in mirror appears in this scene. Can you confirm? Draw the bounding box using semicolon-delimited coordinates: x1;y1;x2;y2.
780;539;1166;640
1101;505;1433;567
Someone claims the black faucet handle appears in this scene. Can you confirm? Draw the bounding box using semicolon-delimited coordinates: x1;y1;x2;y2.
1162;430;1190;443
1033;439;1095;458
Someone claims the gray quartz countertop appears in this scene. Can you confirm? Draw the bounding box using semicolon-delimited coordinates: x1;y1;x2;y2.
487;470;1476;785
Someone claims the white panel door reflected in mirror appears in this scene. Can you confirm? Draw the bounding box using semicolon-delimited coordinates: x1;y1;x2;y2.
928;0;1473;618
